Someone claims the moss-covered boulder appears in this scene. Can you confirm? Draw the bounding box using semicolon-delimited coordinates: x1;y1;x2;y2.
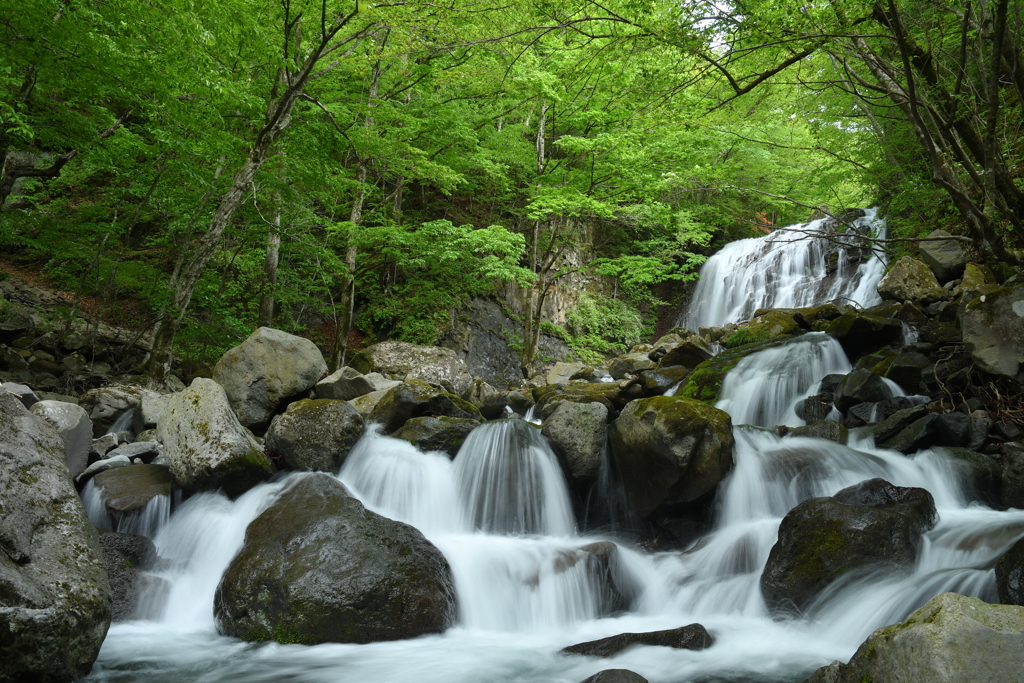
367;379;482;433
157;378;274;496
761;478;936;616
833;369;890;413
805;593;1024;683
542;400;609;485
676;338;790;404
213;327;328;432
722;310;801;349
265;399;365;472
214;473;456;644
788;419;848;444
960;284;1024;378
0;392;111;682
825;310;904;359
609;396;734;518
877;256;949;305
390;416;480;457
533;382;623;416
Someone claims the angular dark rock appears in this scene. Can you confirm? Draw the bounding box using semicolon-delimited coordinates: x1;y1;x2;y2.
996;537;1024;606
562;623;714;657
834;369;890;413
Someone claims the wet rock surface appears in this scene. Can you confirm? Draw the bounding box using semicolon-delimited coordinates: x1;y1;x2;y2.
214;473;457;644
265;399;365;472
390;416;480;457
761;478;937;616
367;379;482;433
0;392;111;682
98;531;160;621
996;537;1024;606
562;623;714;657
542;400;609;485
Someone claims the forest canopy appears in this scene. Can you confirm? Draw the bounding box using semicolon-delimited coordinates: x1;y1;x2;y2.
2;0;1022;381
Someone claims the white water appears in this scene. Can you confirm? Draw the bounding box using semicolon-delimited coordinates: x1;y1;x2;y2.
85;207;1024;683
681;208;887;330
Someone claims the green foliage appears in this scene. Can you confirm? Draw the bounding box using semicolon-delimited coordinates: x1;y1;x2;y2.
564;292;646;363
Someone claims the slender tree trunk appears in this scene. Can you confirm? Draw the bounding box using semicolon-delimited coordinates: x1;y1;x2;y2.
258;195;281;327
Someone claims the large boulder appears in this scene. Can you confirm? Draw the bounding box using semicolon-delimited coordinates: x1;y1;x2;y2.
1001;442;1024;510
0;392;111;682
876;256;949;305
461;378;508;419
761;479;937;616
562;623;714;657
314;367;400;401
213;327;328;431
918;229;967;284
825;311;903;359
657;337;715;369
609;352;656;380
805;592;1024;683
367;380;481;433
960;284;1024;379
542;401;609;485
609;396;734;518
29;399;92;478
98;531;159;621
534;383;623;417
265;399;364;472
349;341;473;395
833;369;891;413
132;391;172;434
157;378;273;497
547;362;587;385
390;416;480;457
214;473;456;644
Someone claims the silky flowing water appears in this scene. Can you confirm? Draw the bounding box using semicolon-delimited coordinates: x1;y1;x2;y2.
84;210;1024;683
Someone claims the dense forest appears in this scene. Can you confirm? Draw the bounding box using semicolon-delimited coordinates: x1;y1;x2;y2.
3;0;1023;384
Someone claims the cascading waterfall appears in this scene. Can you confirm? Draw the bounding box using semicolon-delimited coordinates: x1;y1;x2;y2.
84;206;1024;683
681;208;887;330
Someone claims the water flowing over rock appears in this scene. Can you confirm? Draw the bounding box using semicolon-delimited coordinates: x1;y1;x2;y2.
265;398;364;472
805;593;1024;683
960;284;1024;379
350;341;474;395
214;473;456;644
92;464;177;528
761;479;937;616
213;327;328;431
157;378;273;496
609;396;734;518
680;209;886;330
0;392;111;682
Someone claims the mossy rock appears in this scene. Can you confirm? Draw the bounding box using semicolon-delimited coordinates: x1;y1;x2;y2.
390;416;480;457
265;398;365;472
532;382;623;415
825;310;904;359
609;395;734;518
368;379;481;433
676;338;791;404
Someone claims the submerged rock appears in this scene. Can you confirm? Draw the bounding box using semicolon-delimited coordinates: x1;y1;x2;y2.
788;419;848;444
214;473;456;644
562;623;714;657
609;396;734;518
265;399;364;472
805;592;1024;683
157;378;273;496
213;327;328;431
0;392;111;682
579;671;648;683
761;478;937;616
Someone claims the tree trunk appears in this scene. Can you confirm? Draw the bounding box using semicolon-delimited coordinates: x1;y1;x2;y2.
258;197;281;327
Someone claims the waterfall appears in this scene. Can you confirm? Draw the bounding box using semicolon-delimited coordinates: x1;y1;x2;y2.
85;206;1024;683
681;208;887;330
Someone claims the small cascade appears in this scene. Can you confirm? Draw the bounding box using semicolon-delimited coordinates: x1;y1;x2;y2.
452;420;575;537
81;480;113;531
106;408;136;437
116;491;179;538
716;333;852;427
681;208;886;330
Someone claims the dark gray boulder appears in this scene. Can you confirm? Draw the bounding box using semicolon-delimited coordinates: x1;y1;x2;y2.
788;419;848;444
214;473;456;644
761;478;937;616
918;229;967;283
834;369;891;413
314;367;377;401
213;327;328;431
367;379;481;433
542;400;609;486
265;399;364;472
825;311;903;358
938;447;1001;508
98;531;159;621
562;623;714;657
579;670;648;683
390;416;480;457
461;378;508;419
996;537;1024;606
92;464;177;524
1003;442;1024;510
0;392;111;682
960;284;1024;379
609;396;734;519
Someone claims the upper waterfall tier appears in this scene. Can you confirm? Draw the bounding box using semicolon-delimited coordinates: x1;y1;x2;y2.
680;208;887;330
